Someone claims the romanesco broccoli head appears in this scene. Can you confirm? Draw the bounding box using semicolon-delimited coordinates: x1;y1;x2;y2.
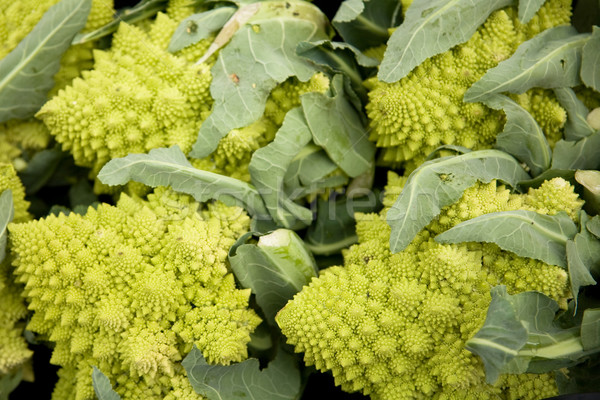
0;119;52;170
365;0;571;171
276;172;582;399
8;187;261;399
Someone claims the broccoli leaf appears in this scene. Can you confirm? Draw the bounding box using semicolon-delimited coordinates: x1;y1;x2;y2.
553;87;595;141
567;212;600;302
0;369;22;400
588;216;600;239
168;6;236;53
378;0;512;83
0;0;92;123
387;149;530;253
483;94;551;176
581;310;600;350
464;26;589;103
435;210;578;268
0;190;14;263
284;144;339;189
518;169;576;192
551;130;600;170
183;346;301;400
92;367;121;400
229;229;317;325
18;147;66;195
97;145;269;220
302;74;375;178
190;1;330;158
249;108;314;229
332;0;402;50
518;0;546;24
581;26;600;91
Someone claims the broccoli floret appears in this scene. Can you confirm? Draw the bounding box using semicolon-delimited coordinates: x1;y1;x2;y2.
8;187;261;399
276;172;581;399
365;0;571;171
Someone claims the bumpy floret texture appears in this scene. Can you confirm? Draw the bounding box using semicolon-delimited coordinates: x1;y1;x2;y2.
191;73;331;181
276;172;581;399
9;187;261;400
37;18;213;177
365;0;571;171
0;119;52;170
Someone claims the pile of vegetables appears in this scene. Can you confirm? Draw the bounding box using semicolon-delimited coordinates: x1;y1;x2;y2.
1;0;599;398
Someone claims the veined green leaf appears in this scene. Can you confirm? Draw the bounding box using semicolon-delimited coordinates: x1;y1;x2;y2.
92;367;121;400
435;210;577;268
378;0;512;83
554;87;595;141
0;0;92;122
581;309;600;350
302;75;375;177
229;229;317;324
97;146;269;220
332;0;402;50
566;212;599;303
168;6;236;53
551;130;600;170
518;0;546;24
581;26;600;91
0;190;15;263
464;26;589;103
284;144;339;189
387;150;530;253
483;94;551;176
588;216;600;239
190;1;330;158
249;108;314;228
183;346;301;400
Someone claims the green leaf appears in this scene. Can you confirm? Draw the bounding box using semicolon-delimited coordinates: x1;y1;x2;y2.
92;367;121;400
168;6;236;53
305;193;381;255
553;87;595;141
97;145;269;220
0;190;14;265
68;179;98;210
466;286;529;384
0;0;92;122
229;229;317;324
551;130;600;170
517;169;576;192
183;346;302;400
518;0;546;24
302;75;375;178
577;171;600;234
378;0;512;83
483;94;551;176
588;216;600;239
249;107;314;228
566;212;600;303
18;147;66;194
284;144;339;189
387;149;530;253
581;26;600;91
435;210;578;268
71;0;167;45
332;0;402;50
189;1;330;158
0;368;22;400
581;309;600;350
464;26;589;103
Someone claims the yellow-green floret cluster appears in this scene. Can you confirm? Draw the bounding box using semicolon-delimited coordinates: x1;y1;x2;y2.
8;187;261;400
37;19;213;177
0;165;32;377
276;172;583;399
365;0;571;171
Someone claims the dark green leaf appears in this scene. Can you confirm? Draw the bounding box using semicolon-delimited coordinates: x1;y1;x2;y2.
464;26;589;103
572;0;600;33
484;94;551;176
581;26;600;91
588;216;600;239
378;0;512;83
68;179;98;210
92;367;121;400
190;2;330;158
518;0;546;24
168;7;236;53
581;309;600;350
436;210;577;268
387;150;530;253
249;107;314;228
18;147;65;195
284;144;339;189
0;0;92;122
551;130;600;170
302;74;375;178
332;0;402;50
183;346;302;400
554;87;595;140
0;190;14;263
0;369;22;400
229;229;317;324
97;145;269;219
